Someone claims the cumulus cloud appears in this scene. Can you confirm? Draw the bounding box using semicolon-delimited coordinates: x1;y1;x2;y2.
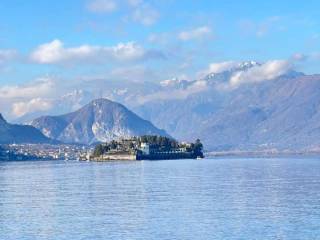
132;4;160;26
0;77;57;118
12;98;53;117
137;80;208;104
30;39;165;64
86;0;117;13
178;26;212;41
206;61;238;73
198;61;238;77
0;78;54;99
229;60;292;87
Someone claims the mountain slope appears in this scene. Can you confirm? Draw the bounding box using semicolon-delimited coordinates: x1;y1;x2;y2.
135;74;320;151
127;63;320;151
187;74;320;151
0;114;53;144
31;98;169;144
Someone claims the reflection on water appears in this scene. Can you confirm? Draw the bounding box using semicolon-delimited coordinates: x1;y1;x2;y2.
1;158;320;240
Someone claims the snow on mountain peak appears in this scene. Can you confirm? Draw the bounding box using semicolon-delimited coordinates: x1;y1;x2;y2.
160;78;185;87
201;60;261;81
238;61;260;69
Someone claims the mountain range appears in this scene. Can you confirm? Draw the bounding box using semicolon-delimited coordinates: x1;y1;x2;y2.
31;98;169;145
7;60;320;152
131;64;320;151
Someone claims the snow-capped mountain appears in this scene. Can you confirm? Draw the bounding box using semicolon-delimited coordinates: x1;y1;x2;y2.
31;98;169;145
129;61;311;151
160;78;190;88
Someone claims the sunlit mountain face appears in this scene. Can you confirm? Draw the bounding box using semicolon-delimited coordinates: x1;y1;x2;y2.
31;98;169;145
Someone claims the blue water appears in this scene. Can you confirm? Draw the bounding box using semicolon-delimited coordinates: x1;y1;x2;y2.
1;158;320;240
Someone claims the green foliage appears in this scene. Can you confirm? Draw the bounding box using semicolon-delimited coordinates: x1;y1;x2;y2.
192;139;204;157
139;135;178;151
92;136;204;157
93;144;105;157
109;140;117;149
129;142;134;149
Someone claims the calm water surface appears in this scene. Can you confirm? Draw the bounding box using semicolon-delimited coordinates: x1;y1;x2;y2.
1;158;320;240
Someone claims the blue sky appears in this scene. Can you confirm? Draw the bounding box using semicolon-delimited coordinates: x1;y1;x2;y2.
0;0;319;118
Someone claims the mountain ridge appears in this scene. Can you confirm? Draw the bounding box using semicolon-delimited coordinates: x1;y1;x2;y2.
0;113;54;144
31;98;169;145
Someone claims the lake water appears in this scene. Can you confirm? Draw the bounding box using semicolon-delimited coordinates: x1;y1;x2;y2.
1;158;320;240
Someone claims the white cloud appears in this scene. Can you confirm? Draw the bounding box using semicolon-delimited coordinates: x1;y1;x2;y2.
198;61;238;77
87;0;117;13
229;60;292;87
137;80;208;104
0;77;57;119
0;78;54;99
30;39;165;64
132;4;159;26
178;26;212;41
0;49;17;64
12;98;53;117
206;61;238;73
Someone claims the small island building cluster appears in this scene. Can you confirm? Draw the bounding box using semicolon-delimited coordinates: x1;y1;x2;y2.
89;135;204;161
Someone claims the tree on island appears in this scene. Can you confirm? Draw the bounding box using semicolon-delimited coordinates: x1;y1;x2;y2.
93;144;105;157
190;139;204;158
139;135;178;151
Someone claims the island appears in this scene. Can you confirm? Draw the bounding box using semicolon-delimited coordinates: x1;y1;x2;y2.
89;135;204;161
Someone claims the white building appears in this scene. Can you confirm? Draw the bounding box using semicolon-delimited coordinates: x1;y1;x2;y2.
140;143;150;155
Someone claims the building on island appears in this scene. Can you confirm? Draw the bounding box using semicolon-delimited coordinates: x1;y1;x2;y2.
140;142;150;155
89;135;204;161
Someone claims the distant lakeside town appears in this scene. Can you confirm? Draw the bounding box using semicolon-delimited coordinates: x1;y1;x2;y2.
0;143;94;161
0;135;204;161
